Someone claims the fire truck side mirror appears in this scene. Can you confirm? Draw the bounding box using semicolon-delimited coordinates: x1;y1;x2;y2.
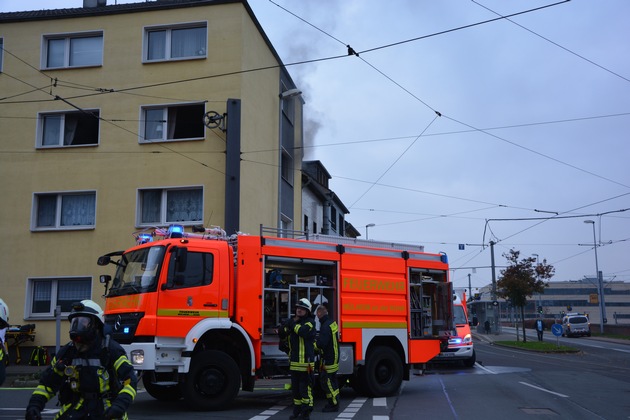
100;275;111;284
97;256;111;266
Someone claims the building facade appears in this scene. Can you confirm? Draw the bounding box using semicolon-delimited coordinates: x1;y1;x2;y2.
0;0;303;347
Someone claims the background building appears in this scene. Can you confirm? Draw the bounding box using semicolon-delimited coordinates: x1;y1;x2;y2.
0;0;304;349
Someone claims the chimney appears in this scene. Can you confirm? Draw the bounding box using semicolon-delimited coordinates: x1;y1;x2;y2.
84;0;107;7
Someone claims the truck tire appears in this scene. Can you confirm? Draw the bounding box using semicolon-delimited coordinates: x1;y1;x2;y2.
143;374;182;401
183;350;241;411
462;350;476;368
362;346;403;397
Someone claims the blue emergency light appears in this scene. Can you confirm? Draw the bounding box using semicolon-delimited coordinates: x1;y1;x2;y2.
167;224;185;238
137;233;153;245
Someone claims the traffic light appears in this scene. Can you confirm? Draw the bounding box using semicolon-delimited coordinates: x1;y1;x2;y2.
537;306;543;314
474;293;481;301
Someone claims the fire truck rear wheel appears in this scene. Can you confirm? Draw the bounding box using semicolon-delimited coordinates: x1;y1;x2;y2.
362;346;403;397
184;350;241;411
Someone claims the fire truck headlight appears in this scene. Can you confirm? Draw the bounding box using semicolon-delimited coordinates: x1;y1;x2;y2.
463;334;472;344
130;350;144;365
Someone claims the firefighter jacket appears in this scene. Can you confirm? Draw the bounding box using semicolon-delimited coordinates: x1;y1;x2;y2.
315;314;339;373
27;335;137;420
281;315;316;372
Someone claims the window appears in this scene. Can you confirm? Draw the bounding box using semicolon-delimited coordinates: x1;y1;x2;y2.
281;149;294;185
138;187;203;226
38;110;100;147
330;207;337;231
28;277;92;318
144;23;207;62
43;32;103;69
32;191;96;230
167;251;214;289
141;103;204;142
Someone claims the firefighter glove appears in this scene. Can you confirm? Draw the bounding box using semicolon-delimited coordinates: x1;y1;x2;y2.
105;393;131;419
104;401;126;419
25;407;42;420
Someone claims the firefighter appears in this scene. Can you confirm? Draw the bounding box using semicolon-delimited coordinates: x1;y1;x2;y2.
25;300;137;420
0;298;9;387
315;304;339;412
280;298;316;420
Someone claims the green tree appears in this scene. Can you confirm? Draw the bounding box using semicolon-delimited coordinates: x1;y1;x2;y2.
497;249;555;342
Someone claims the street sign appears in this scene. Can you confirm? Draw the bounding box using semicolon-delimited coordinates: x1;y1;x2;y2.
492;300;498;307
551;323;563;337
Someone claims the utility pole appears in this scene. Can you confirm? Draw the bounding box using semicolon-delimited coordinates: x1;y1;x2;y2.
490;240;499;334
467;273;472;300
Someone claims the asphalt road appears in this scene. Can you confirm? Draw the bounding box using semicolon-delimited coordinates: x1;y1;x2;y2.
2;334;628;419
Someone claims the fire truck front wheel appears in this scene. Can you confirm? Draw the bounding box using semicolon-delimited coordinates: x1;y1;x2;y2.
183;350;241;411
362;346;404;397
143;372;183;401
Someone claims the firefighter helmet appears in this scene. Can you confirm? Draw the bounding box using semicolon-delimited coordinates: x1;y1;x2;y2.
0;298;9;328
68;300;104;345
295;298;312;313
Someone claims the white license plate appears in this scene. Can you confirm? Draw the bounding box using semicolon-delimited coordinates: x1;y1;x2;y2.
439;352;455;357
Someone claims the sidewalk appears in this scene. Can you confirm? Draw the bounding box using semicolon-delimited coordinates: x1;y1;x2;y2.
473;326;630;346
3;363;44;387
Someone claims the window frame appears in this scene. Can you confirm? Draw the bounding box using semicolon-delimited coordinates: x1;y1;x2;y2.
281;148;294;186
139;102;206;143
26;276;93;319
36;109;101;148
0;37;4;73
143;21;208;63
41;31;104;69
31;190;97;231
136;186;204;227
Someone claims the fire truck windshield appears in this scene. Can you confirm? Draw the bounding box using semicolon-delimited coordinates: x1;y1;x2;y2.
108;246;166;296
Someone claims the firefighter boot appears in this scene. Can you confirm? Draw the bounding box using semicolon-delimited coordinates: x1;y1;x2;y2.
289;405;301;420
322;402;339;412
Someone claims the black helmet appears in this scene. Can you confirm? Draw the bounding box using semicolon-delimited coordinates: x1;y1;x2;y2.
68;300;104;345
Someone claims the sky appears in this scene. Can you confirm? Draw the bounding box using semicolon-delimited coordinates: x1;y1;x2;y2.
1;0;629;293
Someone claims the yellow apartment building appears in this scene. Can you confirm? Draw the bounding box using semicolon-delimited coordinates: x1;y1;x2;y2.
0;0;304;354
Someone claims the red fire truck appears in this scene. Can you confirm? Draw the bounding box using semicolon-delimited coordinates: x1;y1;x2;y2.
99;225;453;410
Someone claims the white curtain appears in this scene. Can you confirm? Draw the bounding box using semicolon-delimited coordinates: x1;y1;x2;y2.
171;27;206;58
60;194;95;226
69;36;102;67
36;195;57;227
147;30;166;60
63;114;79;145
32;281;52;314
141;190;162;223
42;115;62;146
167;189;202;222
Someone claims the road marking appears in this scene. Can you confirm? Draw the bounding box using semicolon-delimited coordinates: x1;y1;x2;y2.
519;381;568;398
249;404;287;419
373;397;387;407
475;364;497;374
336;397;367;419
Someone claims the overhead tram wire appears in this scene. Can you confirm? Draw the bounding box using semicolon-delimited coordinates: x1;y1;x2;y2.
1;1;570;105
471;0;630;85
268;0;624;205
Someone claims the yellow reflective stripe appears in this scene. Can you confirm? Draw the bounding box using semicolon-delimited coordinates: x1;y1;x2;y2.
343;322;407;328
121;384;137;399
113;355;131;371
33;385;54;400
156;309;228;317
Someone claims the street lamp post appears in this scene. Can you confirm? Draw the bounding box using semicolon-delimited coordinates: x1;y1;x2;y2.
584;220;606;334
365;223;375;240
